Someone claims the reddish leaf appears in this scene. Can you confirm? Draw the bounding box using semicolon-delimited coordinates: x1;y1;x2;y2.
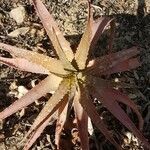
78;84;122;150
87;47;140;75
32;0;74;61
74;92;89;150
88;77;143;130
101;88;144;130
0;42;68;76
74;8;114;64
90;87;150;148
75;1;92;69
24;97;68;150
23;114;56;150
103;58;140;75
25;78;73;139
55;96;69;148
90;17;114;51
0;76;55;120
0;57;49;74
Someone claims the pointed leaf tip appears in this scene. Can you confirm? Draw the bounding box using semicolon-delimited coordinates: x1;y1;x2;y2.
74;93;89;150
78;84;122;149
0;42;68;76
25;77;72;140
0;76;55;120
32;0;74;61
0;57;49;74
75;3;92;70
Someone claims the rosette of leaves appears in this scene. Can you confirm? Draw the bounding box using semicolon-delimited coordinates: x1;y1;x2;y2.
0;0;149;150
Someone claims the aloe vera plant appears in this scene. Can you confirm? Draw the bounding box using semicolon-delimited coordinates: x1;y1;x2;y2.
0;0;149;149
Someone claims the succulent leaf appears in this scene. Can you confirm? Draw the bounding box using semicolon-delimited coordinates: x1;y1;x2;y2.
74;92;89;150
90;87;150;148
0;42;68;76
75;2;92;70
23;113;56;150
32;0;74;61
0;57;49;74
102;88;144;130
51;27;76;71
90;17;114;51
103;58;141;75
0;0;148;149
0;76;56;120
24;96;69;150
78;84;122;150
55;95;69;148
25;77;74;140
87;47;140;75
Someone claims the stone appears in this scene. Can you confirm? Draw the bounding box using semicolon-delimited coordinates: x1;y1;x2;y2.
8;27;29;37
10;6;26;24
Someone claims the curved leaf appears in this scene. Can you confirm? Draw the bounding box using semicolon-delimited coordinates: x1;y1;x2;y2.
23;96;68;150
0;42;68;76
23;114;56;150
0;75;59;120
32;0;74;61
90;87;150;148
25;77;73;139
0;57;49;74
86;47;140;75
102;88;144;130
78;84;122;150
75;2;92;70
90;17;114;51
74;92;89;150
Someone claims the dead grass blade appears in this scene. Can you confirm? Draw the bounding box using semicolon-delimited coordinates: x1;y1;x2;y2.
0;57;49;74
32;0;74;61
78;84;122;150
0;42;68;76
74;92;89;150
0;76;55;120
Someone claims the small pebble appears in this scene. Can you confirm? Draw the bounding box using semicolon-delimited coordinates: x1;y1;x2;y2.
9;6;26;24
8;27;29;37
